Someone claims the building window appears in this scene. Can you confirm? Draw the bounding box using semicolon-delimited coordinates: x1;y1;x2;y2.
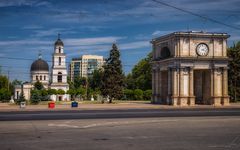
44;76;46;80
40;75;42;80
59;57;61;65
59;47;61;53
58;72;62;83
36;75;38;80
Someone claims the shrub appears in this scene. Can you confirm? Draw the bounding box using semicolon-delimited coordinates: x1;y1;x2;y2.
123;89;134;100
48;89;57;95
57;89;65;95
133;89;143;100
143;89;152;100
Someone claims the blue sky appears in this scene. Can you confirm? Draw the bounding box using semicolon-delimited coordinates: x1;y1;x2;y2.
0;0;240;81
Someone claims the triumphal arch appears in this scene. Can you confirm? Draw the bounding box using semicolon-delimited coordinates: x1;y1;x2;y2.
151;31;230;106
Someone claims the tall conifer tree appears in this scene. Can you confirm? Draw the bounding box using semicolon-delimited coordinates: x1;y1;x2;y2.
101;43;124;103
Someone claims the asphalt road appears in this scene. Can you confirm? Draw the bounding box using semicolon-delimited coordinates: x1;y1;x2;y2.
0;108;240;121
0;116;240;150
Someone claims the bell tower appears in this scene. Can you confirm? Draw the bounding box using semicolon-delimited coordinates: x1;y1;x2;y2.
50;34;69;101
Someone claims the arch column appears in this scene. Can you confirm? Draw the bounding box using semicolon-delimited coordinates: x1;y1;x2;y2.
158;69;162;103
167;67;172;104
188;67;195;105
171;67;179;106
151;69;156;103
211;68;222;106
221;68;230;105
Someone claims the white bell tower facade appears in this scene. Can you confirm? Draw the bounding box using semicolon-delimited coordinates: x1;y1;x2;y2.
50;34;69;101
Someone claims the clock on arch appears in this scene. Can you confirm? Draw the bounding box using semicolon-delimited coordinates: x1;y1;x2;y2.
196;43;209;56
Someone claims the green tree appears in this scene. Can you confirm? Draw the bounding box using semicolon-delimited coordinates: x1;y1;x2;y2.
48;89;57;95
34;81;44;90
57;89;65;95
124;74;136;89
228;42;240;102
40;89;49;101
88;69;103;90
0;88;11;102
67;89;76;100
0;75;8;89
143;90;152;100
133;89;144;100
74;76;87;88
30;90;41;104
75;87;86;95
123;89;134;100
11;79;22;86
101;44;124;103
0;75;11;102
126;52;152;90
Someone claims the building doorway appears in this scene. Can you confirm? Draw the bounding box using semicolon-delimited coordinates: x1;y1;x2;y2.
58;96;62;101
160;71;168;104
194;70;211;104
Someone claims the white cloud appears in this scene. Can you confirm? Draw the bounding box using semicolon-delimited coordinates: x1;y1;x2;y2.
30;28;78;38
0;53;6;57
0;0;33;7
152;30;176;37
152;30;162;36
0;39;51;46
22;25;43;30
64;36;125;46
119;41;150;50
0;0;50;7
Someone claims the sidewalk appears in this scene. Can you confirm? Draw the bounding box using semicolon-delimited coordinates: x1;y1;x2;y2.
0;101;240;112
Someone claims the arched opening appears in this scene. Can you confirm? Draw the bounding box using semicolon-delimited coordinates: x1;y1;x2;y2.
44;76;46;80
161;47;171;59
40;75;42;80
36;75;39;80
59;47;61;53
59;57;61;65
58;72;62;83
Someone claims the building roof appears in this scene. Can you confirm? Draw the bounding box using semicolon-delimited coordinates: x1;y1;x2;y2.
151;31;230;43
30;58;49;72
54;38;64;46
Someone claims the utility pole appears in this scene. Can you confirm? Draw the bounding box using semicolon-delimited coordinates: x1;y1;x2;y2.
7;70;10;91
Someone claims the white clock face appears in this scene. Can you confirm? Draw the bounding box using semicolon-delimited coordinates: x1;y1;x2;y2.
196;43;209;56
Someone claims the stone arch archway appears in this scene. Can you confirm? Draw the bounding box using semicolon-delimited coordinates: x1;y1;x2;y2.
161;47;171;59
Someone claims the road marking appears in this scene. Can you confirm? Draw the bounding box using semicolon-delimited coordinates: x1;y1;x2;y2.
48;123;79;128
47;117;240;129
47;119;178;129
227;135;240;148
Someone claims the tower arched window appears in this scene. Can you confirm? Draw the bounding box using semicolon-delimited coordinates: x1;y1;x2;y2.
36;75;39;80
59;47;61;53
59;57;61;65
58;72;62;83
40;75;42;80
44;76;46;80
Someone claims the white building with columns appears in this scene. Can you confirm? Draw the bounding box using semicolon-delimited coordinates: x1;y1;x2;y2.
151;31;230;106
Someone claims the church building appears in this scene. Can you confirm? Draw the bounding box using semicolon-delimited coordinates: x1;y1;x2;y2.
14;35;69;101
